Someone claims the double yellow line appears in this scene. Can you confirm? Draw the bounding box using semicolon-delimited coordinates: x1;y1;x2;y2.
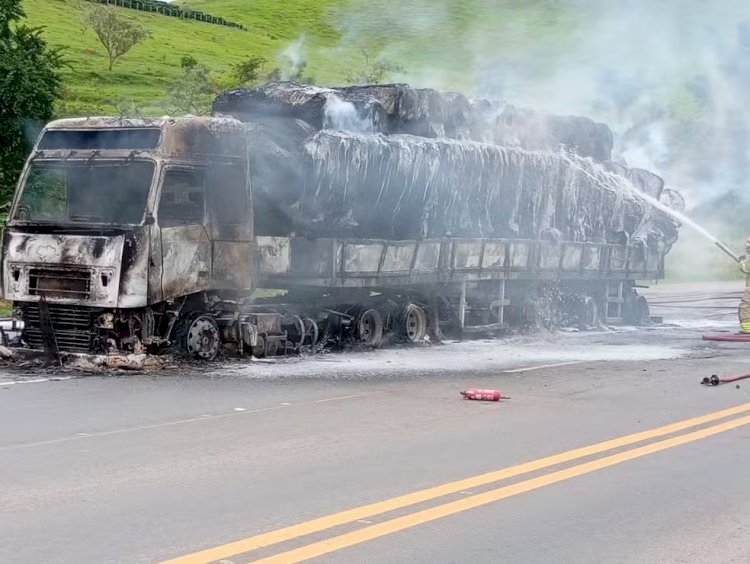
163;402;750;564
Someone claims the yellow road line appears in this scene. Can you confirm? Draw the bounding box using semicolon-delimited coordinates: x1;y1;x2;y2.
161;403;750;564
254;413;750;563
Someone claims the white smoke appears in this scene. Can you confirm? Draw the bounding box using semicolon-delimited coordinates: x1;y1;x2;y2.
275;35;310;81
324;1;750;197
484;1;750;207
319;0;750;278
280;36;305;70
323;95;374;133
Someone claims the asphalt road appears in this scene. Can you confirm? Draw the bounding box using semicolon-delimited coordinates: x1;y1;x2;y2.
2;282;750;563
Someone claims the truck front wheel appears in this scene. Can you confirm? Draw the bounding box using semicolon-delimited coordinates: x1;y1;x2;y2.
175;313;221;361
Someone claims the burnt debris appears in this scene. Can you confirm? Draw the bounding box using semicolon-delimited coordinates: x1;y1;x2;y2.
213;82;679;250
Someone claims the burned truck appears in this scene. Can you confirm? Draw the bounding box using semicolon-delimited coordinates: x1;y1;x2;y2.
0;83;684;360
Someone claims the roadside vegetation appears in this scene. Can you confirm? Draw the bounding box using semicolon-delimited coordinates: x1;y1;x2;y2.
0;0;64;208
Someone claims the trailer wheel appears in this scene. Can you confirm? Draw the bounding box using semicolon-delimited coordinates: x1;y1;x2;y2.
357;309;384;347
303;317;320;347
251;335;266;358
265;337;282;357
176;313;221;361
624;294;650;326
283;315;306;349
402;304;427;343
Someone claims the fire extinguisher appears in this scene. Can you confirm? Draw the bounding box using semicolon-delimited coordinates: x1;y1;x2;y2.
460;389;510;401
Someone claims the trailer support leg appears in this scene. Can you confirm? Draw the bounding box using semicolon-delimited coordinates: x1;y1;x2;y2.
458;281;466;340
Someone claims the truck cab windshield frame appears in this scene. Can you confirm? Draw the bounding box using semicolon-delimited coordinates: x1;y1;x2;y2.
12;159;156;227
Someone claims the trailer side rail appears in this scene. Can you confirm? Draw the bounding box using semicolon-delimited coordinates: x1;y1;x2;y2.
256;237;664;289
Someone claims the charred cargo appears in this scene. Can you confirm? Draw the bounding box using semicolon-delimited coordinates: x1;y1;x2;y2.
0;82;683;360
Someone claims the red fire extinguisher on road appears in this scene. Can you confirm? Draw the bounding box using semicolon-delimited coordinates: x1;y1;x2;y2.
460;389;510;401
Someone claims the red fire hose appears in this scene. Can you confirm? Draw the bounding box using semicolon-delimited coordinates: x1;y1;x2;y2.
701;372;750;386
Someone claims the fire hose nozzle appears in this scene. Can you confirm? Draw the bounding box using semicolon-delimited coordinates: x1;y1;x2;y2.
714;241;741;263
701;374;721;386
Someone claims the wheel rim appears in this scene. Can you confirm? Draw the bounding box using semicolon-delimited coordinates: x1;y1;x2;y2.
186;315;220;360
357;309;383;346
303;318;319;347
403;304;427;342
293;315;305;348
265;338;282;356
283;315;306;349
251;335;266;358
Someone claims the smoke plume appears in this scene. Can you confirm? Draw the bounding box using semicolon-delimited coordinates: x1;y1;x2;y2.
320;0;750;278
278;35;308;80
326;1;748;192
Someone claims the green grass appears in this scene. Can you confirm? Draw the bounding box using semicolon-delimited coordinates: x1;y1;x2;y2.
181;0;340;43
22;0;577;115
183;0;579;90
23;0;344;115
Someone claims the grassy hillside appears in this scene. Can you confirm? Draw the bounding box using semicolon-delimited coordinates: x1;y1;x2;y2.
180;0;339;44
22;0;575;115
22;0;343;115
186;0;577;91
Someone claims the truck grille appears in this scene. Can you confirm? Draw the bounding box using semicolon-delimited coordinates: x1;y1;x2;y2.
28;267;91;300
22;304;94;353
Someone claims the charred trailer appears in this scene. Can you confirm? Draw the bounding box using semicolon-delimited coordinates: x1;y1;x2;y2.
213;83;683;347
0;87;685;360
0;117;265;359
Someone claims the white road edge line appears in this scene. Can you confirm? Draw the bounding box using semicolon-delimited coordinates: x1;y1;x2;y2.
0;391;383;452
502;361;584;374
0;376;73;386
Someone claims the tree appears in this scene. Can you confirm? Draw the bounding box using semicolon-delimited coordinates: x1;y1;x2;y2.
166;64;217;115
290;61;315;84
232;55;267;85
180;54;198;71
85;6;148;71
269;38;316;84
345;46;404;85
266;67;283;81
267;60;315;84
110;97;142;118
0;0;63;206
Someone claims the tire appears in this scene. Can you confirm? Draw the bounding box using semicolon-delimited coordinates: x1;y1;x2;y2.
251;335;266;358
357;309;384;347
402;304;428;343
623;294;650;326
174;312;221;361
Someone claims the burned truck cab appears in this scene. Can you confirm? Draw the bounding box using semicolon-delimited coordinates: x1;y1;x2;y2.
2;116;254;357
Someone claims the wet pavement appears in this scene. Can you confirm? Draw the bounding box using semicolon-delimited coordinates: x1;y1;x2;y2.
1;282;750;563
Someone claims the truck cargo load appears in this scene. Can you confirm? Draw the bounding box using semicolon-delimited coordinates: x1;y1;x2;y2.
214;82;678;251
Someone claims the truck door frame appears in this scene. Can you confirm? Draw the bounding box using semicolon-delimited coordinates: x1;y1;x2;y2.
154;165;213;301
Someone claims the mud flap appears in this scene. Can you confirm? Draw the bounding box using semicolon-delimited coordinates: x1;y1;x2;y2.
38;296;62;367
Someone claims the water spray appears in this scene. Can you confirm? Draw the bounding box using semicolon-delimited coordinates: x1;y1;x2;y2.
559;154;742;265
